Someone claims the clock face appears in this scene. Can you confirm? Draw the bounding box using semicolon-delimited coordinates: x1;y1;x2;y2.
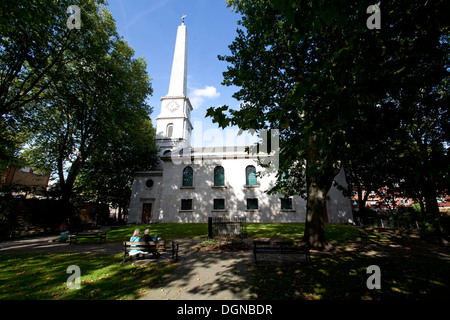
166;100;179;112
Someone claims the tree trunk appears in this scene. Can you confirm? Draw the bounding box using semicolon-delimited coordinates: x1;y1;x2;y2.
304;178;330;250
418;198;426;217
424;189;439;218
58;155;85;219
303;137;337;250
356;181;369;224
118;206;122;222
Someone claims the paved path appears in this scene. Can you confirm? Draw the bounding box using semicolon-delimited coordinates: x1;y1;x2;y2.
140;240;255;300
0;234;123;255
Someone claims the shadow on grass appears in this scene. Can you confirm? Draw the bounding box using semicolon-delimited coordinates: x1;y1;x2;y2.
246;223;360;243
250;254;450;300
106;223;209;242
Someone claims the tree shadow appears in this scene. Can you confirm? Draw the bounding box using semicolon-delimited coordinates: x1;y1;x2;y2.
141;242;256;300
183;253;254;298
140;224;450;301
250;249;450;300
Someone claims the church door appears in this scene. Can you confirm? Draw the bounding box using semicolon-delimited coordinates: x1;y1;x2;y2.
142;203;152;223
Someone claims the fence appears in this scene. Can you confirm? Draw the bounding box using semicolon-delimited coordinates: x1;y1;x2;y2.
208;216;247;238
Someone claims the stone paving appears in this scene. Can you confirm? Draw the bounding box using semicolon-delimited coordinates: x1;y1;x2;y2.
139;239;256;300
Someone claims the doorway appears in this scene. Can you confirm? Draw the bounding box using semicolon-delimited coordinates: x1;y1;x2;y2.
142;203;152;223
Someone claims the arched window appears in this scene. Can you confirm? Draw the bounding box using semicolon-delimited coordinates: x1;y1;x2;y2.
182;166;193;187
166;123;174;138
214;166;225;186
246;165;257;185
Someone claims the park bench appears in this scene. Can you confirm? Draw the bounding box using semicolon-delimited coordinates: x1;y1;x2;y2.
253;240;311;265
122;240;179;263
68;230;108;244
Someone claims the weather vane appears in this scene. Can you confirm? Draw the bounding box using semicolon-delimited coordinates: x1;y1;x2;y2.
182;14;186;24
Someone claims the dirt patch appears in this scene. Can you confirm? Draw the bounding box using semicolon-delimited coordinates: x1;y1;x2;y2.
191;238;253;252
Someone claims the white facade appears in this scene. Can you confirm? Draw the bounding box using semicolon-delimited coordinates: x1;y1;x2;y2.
129;149;352;224
128;21;353;224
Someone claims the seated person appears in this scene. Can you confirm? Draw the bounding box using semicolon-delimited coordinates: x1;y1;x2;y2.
129;229;148;258
58;221;68;232
142;229;152;243
58;220;69;243
143;228;162;242
132;229;160;258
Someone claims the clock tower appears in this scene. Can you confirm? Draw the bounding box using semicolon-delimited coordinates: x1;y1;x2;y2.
156;19;193;154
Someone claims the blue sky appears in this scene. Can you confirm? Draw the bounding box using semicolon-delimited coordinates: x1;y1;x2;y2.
106;0;258;147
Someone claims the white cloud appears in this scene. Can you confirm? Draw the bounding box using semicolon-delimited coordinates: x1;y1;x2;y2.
191;86;221;98
189;85;220;109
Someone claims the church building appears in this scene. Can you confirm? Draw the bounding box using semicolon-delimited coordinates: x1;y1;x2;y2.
128;20;352;224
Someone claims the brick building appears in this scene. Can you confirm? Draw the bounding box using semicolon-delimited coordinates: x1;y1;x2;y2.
0;165;50;196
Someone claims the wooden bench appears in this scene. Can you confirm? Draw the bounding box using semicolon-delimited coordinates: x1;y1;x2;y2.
68;231;108;244
122;240;179;263
253;240;311;265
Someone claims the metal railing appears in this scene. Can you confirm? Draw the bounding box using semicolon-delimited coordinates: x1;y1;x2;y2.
208;216;247;238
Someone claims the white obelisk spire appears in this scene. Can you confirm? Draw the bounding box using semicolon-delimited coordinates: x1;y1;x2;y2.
167;16;188;97
156;16;193;153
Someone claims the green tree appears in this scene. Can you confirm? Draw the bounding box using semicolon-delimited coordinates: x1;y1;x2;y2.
346;1;449;230
342;100;405;221
207;0;449;249
393;82;450;232
22;5;154;210
74;116;159;221
0;0;91;168
0;0;88;116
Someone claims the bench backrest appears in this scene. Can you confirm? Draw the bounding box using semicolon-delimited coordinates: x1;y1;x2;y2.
253;240;294;246
253;240;308;249
123;241;157;246
75;231;107;235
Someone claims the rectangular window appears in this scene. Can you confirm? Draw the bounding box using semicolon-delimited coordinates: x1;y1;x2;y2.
181;199;193;211
281;198;293;210
213;199;225;210
246;198;258;210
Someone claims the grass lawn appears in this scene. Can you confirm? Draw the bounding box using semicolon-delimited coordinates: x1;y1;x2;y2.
106;223;209;241
2;223;448;300
106;222;360;243
0;254;177;300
